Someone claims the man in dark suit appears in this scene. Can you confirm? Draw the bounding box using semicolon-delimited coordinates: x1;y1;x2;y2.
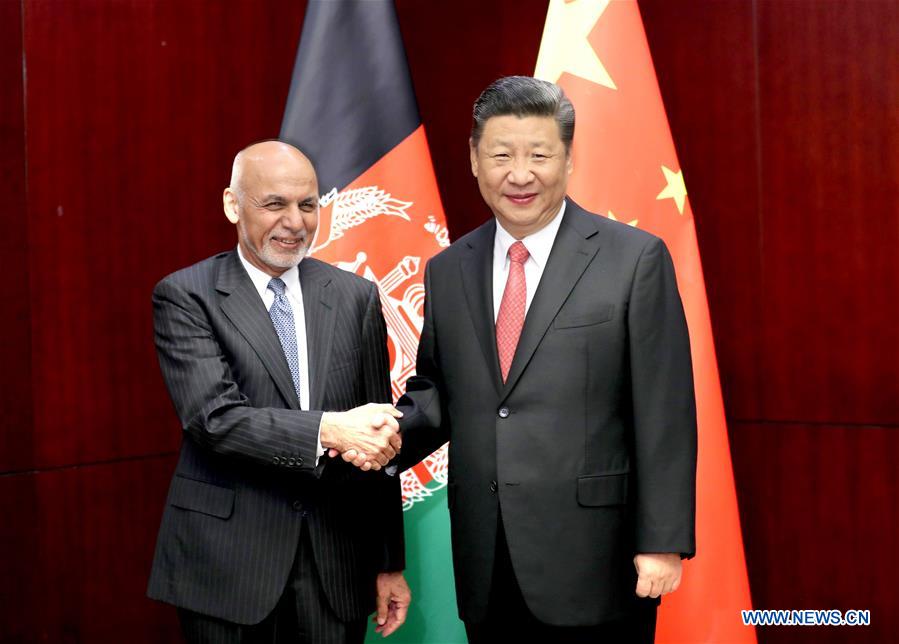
389;76;697;642
147;140;410;643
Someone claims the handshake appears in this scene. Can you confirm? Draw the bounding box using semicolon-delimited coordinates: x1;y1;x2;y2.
320;403;403;472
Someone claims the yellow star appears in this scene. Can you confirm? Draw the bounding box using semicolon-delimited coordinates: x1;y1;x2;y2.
535;0;616;90
607;211;638;227
656;165;687;215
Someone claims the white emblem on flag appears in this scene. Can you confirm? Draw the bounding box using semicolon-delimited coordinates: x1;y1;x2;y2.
314;186;412;252
424;215;451;248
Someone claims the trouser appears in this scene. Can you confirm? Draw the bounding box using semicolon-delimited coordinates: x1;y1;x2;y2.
465;513;657;644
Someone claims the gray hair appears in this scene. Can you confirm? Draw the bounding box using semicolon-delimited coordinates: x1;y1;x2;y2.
470;76;575;151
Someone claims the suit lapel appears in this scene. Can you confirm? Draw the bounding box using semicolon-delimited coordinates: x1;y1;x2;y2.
217;251;300;410
459;220;503;394
299;259;336;410
501;202;601;398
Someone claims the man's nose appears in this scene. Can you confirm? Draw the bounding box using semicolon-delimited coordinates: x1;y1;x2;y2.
507;159;534;185
281;205;307;232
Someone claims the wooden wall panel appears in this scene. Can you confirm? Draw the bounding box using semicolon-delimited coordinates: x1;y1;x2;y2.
756;0;899;425
730;422;896;643
639;0;764;421
642;2;899;641
0;0;33;474
22;0;305;470
0;454;180;643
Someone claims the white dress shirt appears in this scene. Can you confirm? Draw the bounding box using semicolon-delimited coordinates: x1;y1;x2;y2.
492;201;566;321
237;245;323;462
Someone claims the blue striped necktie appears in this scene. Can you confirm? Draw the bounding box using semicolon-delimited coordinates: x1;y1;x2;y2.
267;277;301;404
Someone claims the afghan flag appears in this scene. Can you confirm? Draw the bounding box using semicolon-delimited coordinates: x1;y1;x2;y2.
280;1;464;642
535;1;755;642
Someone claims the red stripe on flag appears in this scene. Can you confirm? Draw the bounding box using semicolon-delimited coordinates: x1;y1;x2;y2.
412;462;434;487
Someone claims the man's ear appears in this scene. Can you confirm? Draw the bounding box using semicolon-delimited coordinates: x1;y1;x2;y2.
223;188;239;224
469;138;479;178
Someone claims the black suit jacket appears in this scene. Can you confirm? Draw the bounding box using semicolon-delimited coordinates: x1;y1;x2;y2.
398;200;697;626
147;250;404;625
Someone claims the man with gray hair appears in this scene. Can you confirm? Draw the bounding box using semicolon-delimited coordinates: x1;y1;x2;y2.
147;140;410;643
389;76;697;642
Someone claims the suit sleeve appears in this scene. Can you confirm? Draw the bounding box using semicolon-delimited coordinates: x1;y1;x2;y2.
628;237;697;558
360;283;406;572
153;277;322;472
395;260;449;470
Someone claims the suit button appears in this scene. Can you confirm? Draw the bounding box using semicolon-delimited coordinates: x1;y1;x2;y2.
498;407;510;419
287;457;296;466
292;500;304;512
273;456;281;465
489;480;498;493
296;457;304;467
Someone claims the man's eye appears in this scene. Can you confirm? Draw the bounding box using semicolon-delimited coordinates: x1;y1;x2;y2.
300;203;315;211
533;154;548;160
493;153;510;160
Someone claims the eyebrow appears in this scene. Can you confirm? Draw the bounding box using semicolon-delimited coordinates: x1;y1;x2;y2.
489;138;551;148
258;194;286;203
254;194;318;206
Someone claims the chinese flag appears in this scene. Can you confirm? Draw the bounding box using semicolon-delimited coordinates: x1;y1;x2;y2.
280;1;464;642
536;1;755;642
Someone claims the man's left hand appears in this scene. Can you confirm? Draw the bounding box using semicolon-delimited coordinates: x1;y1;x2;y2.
374;571;411;637
634;553;682;598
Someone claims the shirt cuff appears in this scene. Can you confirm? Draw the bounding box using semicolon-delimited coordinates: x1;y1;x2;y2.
315;415;326;467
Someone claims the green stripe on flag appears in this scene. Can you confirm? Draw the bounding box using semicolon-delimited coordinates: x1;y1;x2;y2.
366;487;466;644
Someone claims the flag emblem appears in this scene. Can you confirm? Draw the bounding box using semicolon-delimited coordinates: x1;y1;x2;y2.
310;176;449;509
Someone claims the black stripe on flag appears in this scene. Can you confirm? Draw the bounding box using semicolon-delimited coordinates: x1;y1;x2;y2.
280;0;421;193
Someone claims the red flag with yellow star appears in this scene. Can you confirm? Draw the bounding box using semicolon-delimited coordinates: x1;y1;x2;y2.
536;1;755;642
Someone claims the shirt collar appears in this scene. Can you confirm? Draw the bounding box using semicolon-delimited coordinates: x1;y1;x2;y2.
236;244;301;300
494;200;566;269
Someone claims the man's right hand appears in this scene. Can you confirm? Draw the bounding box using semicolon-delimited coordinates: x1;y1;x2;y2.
320;403;403;471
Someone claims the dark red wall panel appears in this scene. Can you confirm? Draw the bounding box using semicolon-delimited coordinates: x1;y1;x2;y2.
642;2;899;641
731;422;897;643
22;0;305;469
0;455;179;643
755;0;899;425
0;0;33;474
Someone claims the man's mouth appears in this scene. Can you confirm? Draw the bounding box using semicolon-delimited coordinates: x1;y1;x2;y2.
271;236;305;249
272;237;304;246
505;193;537;205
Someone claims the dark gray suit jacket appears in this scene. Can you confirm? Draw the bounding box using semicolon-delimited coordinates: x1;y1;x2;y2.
147;250;404;625
398;200;697;626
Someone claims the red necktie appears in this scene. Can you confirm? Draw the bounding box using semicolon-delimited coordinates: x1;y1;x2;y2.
496;241;529;382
